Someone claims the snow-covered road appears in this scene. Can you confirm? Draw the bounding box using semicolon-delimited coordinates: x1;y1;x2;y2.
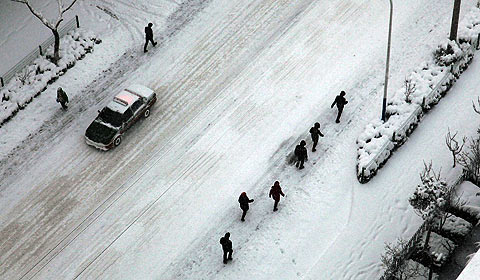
1;0;479;279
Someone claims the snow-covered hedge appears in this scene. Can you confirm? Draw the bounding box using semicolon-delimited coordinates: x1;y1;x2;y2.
357;7;480;183
0;29;100;127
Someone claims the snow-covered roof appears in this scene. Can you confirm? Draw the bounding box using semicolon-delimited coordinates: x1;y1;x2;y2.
125;84;155;99
107;91;140;113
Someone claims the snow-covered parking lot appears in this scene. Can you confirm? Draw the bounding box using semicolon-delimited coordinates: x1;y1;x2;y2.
1;0;480;279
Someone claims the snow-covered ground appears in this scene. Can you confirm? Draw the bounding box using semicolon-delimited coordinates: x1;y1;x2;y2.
1;0;480;279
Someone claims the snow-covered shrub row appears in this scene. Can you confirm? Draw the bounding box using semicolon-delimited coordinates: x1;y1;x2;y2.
356;7;480;183
0;29;100;127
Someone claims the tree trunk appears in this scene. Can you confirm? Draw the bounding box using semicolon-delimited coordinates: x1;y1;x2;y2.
423;225;432;251
52;29;60;65
450;0;462;41
428;264;433;280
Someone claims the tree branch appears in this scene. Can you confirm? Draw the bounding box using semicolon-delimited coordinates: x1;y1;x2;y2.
11;0;55;30
55;0;78;28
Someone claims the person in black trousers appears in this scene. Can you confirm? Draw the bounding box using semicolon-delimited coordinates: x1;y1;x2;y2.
144;22;157;53
309;122;324;152
238;192;254;221
294;140;308;169
219;232;233;264
331;91;348;123
269;181;285;211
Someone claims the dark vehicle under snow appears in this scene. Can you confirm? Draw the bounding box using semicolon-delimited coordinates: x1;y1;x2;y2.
85;84;157;150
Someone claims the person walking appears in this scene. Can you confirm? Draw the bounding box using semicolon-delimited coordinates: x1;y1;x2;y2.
331;90;348;123
219;232;233;264
238;192;254;222
309;122;324;152
294;140;308;169
269;181;285;211
56;87;69;109
144;22;157;53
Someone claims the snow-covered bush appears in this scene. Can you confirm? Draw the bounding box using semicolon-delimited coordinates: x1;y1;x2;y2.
413;232;456;268
434;39;463;66
409;162;449;222
0;28;99;127
453;181;480;221
435;215;472;243
356;6;480;183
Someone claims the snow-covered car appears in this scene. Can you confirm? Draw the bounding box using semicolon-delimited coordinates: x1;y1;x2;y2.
85;84;157;150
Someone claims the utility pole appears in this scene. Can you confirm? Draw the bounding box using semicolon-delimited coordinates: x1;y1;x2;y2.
382;0;393;122
450;0;462;41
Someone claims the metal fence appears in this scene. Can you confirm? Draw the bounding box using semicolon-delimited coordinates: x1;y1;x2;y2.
359;37;480;181
0;15;79;87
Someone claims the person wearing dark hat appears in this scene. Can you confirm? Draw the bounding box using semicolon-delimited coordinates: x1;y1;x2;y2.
294;140;308;169
269;181;285;211
238;192;254;222
309;122;324;152
331;90;348;123
219;232;233;264
144;22;157;53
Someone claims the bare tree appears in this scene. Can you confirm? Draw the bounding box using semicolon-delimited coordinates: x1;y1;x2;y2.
12;0;78;65
404;78;416;103
458;137;480;185
445;128;466;168
16;66;34;85
381;239;422;280
473;96;480;115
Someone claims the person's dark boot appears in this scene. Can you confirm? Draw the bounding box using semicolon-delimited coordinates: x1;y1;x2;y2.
273;208;278;211
312;148;316;152
335;119;340;123
223;259;227;264
299;165;304;170
153;42;157;46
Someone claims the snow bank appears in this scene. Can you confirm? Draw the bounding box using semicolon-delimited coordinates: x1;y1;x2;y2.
357;7;480;183
454;181;480;221
0;28;100;127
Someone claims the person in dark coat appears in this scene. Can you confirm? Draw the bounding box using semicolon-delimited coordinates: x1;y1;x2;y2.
219;232;233;264
144;22;157;53
331;90;348;123
309;122;324;152
269;181;285;211
56;87;69;109
294;140;308;169
238;192;254;221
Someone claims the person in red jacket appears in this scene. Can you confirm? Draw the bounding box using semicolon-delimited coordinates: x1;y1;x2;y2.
269;181;285;211
238;192;254;221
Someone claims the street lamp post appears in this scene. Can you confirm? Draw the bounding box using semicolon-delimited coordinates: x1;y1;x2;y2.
382;0;393;122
